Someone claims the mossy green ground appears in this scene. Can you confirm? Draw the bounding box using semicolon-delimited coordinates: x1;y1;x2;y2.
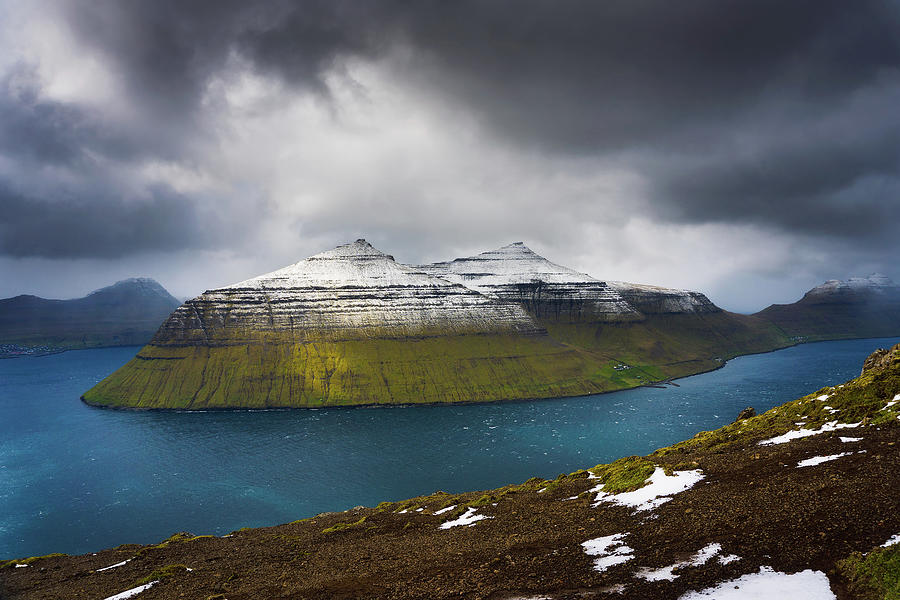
83;311;794;409
837;545;900;600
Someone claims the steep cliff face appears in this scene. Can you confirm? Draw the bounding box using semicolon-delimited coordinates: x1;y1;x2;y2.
756;274;900;340
606;281;720;315
0;278;180;352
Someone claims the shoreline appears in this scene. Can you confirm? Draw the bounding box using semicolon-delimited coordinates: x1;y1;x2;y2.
78;335;900;413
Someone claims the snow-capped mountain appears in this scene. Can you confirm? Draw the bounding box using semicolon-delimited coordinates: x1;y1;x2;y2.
419;242;717;319
155;239;540;346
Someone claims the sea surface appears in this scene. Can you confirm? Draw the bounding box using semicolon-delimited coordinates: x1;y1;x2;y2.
2;336;898;558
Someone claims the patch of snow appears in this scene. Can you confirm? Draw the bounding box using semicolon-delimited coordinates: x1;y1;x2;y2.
97;559;131;571
15;563;28;568
839;437;862;443
562;495;580;501
439;507;492;529
102;581;158;600
415;508;423;512
592;467;704;511
581;533;635;573
678;566;836;600
817;394;830;401
797;452;851;467
636;543;736;582
881;533;900;547
718;552;741;565
758;421;861;446
885;400;898;408
537;487;548;493
434;504;456;515
398;509;409;514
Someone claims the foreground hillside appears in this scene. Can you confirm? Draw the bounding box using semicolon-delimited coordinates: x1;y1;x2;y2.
83;240;790;409
7;344;900;599
0;279;180;357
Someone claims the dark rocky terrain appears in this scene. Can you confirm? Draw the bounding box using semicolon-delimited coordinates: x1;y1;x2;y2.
6;344;900;599
0;278;180;357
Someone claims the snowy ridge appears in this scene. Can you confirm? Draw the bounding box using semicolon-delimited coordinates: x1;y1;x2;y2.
420;242;602;289
419;243;640;320
419;242;717;318
802;273;900;303
606;281;720;315
154;240;541;345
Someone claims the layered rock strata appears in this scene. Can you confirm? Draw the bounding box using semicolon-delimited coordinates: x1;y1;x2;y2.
418;242;641;322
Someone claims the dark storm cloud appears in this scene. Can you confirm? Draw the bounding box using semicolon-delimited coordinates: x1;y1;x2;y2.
4;0;900;261
72;0;898;152
0;65;159;166
60;1;900;229
0;181;211;258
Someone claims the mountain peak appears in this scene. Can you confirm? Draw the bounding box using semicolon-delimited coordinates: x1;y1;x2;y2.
798;273;900;305
88;277;178;304
489;242;540;257
227;239;446;290
309;239;395;262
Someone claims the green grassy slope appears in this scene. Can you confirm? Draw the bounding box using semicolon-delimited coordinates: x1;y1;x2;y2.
82;332;640;409
541;311;791;382
83;309;792;409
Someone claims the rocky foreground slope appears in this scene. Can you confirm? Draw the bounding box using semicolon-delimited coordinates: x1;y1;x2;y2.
83;240;790;409
756;273;900;342
0;278;180;356
7;344;900;599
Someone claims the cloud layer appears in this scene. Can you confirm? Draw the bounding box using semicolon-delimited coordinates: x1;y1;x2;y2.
1;0;898;311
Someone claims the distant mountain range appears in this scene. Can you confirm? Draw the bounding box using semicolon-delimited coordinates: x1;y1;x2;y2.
0;278;180;356
6;242;898;405
755;273;900;341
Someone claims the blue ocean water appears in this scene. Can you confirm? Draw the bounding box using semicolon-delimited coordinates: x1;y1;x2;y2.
1;337;897;559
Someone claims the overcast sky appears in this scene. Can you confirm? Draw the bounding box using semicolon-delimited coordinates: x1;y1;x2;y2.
1;1;898;312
